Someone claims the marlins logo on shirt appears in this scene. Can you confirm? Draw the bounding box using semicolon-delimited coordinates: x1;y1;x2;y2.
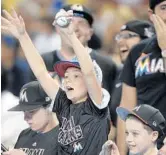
135;53;165;78
73;142;83;152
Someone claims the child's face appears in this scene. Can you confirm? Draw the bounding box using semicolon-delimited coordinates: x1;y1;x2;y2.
24;108;50;132
125;118;155;154
63;67;88;103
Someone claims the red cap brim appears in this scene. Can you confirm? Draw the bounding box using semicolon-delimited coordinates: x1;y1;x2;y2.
54;61;80;77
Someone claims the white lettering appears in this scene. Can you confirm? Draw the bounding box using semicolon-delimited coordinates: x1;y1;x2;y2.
58;116;83;145
154;58;164;72
21;148;44;155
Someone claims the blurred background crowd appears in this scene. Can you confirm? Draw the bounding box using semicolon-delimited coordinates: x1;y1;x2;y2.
1;0;150;97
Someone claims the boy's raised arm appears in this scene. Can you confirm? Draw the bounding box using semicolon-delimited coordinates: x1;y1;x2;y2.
56;9;103;105
1;9;59;100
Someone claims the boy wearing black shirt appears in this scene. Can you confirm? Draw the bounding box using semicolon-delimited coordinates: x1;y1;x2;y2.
4;81;59;155
29;4;117;98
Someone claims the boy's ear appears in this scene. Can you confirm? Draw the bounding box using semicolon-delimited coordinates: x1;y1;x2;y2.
151;131;159;142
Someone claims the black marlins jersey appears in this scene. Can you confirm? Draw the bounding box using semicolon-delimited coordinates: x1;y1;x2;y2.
122;36;166;119
53;88;110;155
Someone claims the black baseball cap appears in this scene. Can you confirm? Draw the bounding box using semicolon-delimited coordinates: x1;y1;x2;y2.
116;104;166;137
149;0;165;10
63;4;93;26
8;81;51;112
120;20;155;39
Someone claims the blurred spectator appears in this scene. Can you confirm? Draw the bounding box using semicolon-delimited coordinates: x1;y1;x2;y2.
66;0;87;5
85;0;150;64
115;0;144;7
88;33;102;50
1;66;28;148
33;16;61;54
1;35;29;96
2;0;23;11
102;4;137;63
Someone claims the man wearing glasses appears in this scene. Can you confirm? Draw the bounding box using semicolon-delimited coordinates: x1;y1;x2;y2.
109;20;155;135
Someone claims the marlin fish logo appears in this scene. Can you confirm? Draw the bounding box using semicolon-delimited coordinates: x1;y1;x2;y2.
73;142;83;152
20;88;28;102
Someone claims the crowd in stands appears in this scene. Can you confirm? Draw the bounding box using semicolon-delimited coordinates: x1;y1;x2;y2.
1;0;166;155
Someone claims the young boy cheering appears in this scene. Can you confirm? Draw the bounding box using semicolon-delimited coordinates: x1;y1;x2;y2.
1;8;110;155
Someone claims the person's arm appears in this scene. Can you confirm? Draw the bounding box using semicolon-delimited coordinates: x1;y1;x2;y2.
120;84;137;109
116;49;137;155
57;10;103;105
117;83;137;155
1;9;59;100
71;35;103;105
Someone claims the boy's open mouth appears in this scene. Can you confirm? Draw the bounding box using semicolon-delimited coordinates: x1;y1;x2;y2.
66;86;74;91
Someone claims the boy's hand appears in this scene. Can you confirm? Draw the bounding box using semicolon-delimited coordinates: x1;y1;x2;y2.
99;140;120;155
1;8;26;39
53;9;75;45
